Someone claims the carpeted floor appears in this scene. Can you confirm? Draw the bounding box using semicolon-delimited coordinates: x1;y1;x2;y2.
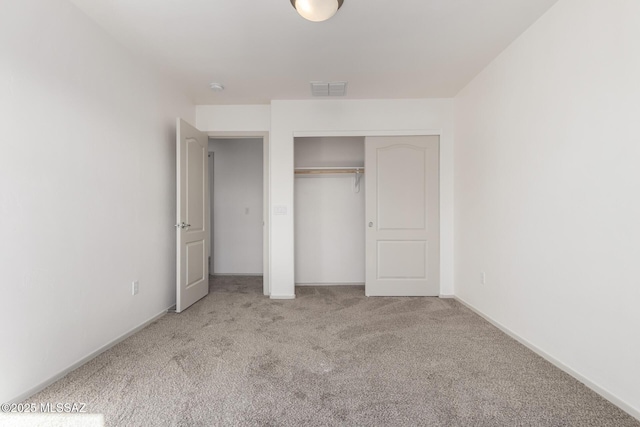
26;276;639;426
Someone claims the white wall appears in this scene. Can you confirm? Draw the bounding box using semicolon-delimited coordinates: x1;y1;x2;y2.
294;137;365;168
454;0;640;418
196;105;270;132
0;0;194;403
196;100;454;299
270;99;455;298
209;139;263;274
295;137;365;284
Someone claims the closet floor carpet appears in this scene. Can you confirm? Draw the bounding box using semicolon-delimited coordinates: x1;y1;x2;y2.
25;276;639;427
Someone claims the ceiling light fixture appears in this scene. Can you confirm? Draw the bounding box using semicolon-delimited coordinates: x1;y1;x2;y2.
290;0;344;22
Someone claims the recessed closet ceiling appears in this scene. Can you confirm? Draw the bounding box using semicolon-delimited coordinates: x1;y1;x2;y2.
68;0;559;104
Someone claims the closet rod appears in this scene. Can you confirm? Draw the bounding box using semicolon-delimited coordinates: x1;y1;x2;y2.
294;168;364;175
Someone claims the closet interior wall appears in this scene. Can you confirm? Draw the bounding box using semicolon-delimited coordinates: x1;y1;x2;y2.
294;137;366;285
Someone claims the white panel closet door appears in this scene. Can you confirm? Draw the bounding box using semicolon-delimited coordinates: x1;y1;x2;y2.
365;136;439;296
176;118;209;312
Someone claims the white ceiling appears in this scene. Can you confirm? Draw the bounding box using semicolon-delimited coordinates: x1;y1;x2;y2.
69;0;559;105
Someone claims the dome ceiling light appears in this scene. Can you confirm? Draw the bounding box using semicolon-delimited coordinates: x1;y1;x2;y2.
290;0;344;22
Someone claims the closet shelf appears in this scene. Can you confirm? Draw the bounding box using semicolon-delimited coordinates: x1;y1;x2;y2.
294;167;364;175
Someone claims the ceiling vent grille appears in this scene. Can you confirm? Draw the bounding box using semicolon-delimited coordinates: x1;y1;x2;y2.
311;82;329;96
310;81;347;97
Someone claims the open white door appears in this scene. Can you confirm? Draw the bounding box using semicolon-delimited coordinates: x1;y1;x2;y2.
365;136;439;296
176;118;209;312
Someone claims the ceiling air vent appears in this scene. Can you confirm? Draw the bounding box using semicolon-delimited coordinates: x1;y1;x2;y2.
329;82;347;96
310;81;347;97
311;82;329;96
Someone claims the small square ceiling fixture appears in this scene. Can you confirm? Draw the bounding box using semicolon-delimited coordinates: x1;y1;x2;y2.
310;81;347;97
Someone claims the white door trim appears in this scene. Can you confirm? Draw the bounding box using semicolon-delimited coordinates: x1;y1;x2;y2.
293;129;442;138
207;131;270;296
208;153;215;274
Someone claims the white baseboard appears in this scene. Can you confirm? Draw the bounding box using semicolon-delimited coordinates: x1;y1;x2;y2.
454;296;640;422
270;294;296;300
10;308;169;404
295;282;365;287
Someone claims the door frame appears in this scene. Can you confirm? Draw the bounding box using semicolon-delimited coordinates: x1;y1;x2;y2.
207;131;270;296
291;129;442;295
207;152;215;275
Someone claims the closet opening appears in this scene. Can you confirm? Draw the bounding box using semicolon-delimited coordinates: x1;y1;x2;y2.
294;137;366;290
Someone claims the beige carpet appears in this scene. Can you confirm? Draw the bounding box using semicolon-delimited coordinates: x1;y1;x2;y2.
26;276;639;426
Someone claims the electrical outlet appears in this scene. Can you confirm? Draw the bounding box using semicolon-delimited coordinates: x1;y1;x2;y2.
132;281;139;295
481;272;486;285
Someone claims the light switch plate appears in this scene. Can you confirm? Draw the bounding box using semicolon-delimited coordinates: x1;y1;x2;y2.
274;205;287;215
